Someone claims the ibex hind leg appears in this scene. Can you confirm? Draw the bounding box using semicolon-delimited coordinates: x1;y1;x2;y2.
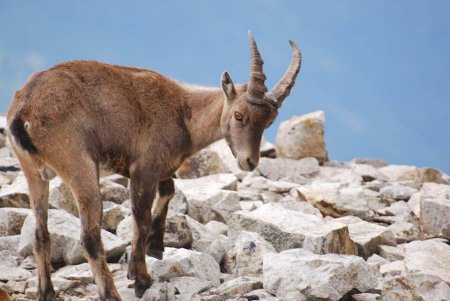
147;178;175;259
55;157;121;301
20;164;56;301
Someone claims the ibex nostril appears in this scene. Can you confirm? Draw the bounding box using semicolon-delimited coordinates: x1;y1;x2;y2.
247;158;256;170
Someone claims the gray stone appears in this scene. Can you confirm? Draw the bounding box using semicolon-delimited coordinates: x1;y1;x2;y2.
228;203;356;254
366;254;389;272
379;165;418;183
263;249;378;301
145;248;221;286
205;221;228;236
185;216;229;264
382;273;450;301
225;231;276;276
387;221;421;243
0;250;32;282
275;111;328;163
255;157;319;181
167;186;188;217
184;189;240;223
0;208;30;235
350;163;386;182
334;216;396;259
379;245;405;261
351;158;387;168
99;178;129;204
19;209;126;265
241;176;299;193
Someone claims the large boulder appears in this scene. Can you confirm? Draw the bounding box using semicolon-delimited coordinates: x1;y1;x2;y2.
0;250;33;282
382;273;450;301
48;177;78;216
419;183;450;237
263;249;377;301
19;209;126;265
275;111;328;163
228;203;356;254
403;239;450;284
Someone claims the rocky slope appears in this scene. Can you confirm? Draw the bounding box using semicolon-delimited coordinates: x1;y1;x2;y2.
0;111;449;301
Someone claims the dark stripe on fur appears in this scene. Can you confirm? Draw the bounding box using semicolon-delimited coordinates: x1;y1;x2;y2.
10;117;38;154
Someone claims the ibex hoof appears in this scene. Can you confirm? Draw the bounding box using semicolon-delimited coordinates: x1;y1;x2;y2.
147;246;164;260
37;289;58;301
134;278;152;298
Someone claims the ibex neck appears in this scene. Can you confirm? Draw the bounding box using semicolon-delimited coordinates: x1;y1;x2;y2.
182;84;225;154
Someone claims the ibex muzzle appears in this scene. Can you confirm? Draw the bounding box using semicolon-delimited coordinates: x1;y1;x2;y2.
6;32;301;301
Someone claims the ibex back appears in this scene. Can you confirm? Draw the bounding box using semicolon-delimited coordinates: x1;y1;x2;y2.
7;32;301;300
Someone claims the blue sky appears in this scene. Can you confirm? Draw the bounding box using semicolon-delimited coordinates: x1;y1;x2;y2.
1;1;449;173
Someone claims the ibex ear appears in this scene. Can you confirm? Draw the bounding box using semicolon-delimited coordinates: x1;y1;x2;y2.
221;71;236;100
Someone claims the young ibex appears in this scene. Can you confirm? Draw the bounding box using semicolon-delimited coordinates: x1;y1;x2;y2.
7;32;301;300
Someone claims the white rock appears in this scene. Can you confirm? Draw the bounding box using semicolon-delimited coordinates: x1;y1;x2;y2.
167;186;188;217
241;176;299;193
0;235;20;256
334;216;396;259
351;163;386;182
366;254;389;272
185;216;229;264
169;276;214;300
419;183;450;236
102;201;124;232
379;165;418;183
379;245;405;261
407;191;421;217
255;157;319;181
293;183;372;218
228;203;356;255
145;248;221;286
49;177;78;216
184;189;240;223
0;208;30;235
387;221;421;243
175;173;238;192
0;250;32;281
351;158;387;168
205;221;228;236
215;276;263;298
99;178;129;204
19;209;126;265
226;231;275;276
0;172;29;208
263;249;377;301
141;282;175;301
380;184;417;202
403;239;450;284
379;260;405;276
382;273;450;301
275;111;328;163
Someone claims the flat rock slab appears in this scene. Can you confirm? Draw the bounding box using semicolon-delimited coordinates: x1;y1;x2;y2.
255;157;319;181
263;249;377;301
19;209;126;265
419;182;450;237
403;239;450;284
228;203;356;255
174;173;238;192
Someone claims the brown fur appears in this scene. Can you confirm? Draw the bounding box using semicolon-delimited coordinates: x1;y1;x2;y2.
7;34;300;301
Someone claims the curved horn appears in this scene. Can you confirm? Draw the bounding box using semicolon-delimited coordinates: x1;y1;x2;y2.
266;40;302;107
246;31;267;104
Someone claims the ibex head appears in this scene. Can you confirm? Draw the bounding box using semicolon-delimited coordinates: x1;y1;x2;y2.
220;31;302;171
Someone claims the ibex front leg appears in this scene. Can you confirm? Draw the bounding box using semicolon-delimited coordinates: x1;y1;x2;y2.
147;178;175;259
127;164;156;298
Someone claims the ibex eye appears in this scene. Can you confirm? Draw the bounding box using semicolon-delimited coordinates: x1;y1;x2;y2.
234;112;243;121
